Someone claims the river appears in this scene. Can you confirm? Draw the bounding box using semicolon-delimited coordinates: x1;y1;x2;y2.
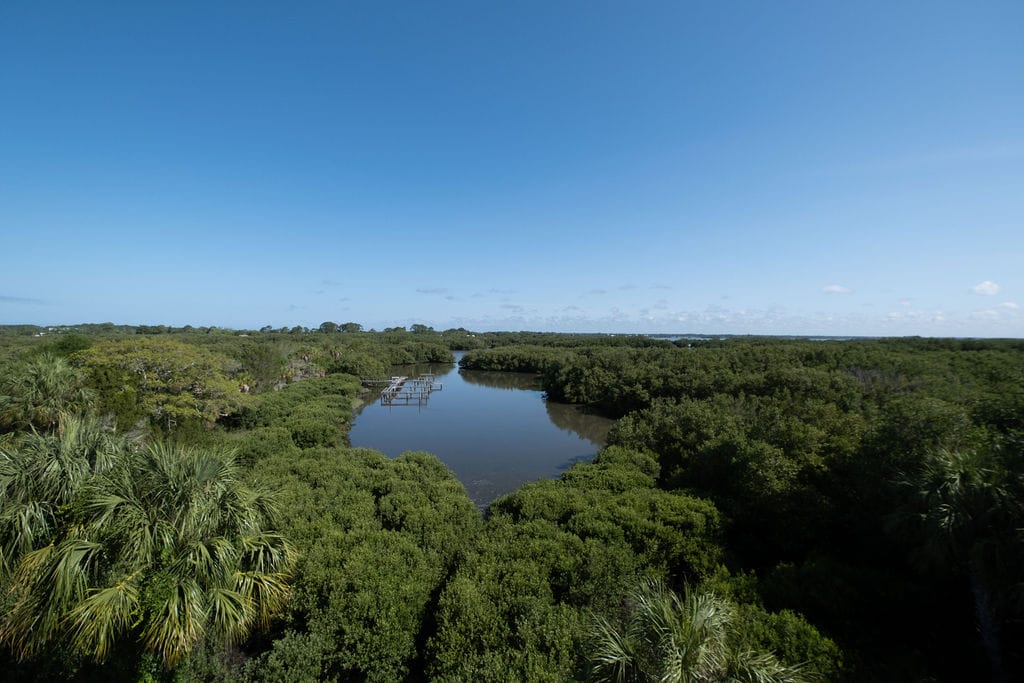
348;353;613;507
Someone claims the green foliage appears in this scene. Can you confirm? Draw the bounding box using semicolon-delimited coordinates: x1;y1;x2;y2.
426;447;724;681
286;409;343;449
734;604;844;680
0;416;117;572
495;469;723;584
228;341;289;391
889;443;1024;680
38;333;94;357
316;343;389;377
608;394;863;566
424;517;591;682
4;329;1023;680
588;579;810;683
245;448;481;682
71;338;247;432
459;345;565;373
239;630;330;682
0;354;95;432
236;375;358;453
465;336;1024;679
234;427;299;467
0;423;295;670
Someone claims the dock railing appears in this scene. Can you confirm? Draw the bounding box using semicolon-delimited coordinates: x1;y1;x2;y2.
369;374;443;406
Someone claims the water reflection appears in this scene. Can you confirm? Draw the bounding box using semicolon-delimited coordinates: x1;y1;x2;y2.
546;401;612;445
397;360;457;380
459;369;542;391
459;370;611;446
348;357;613;507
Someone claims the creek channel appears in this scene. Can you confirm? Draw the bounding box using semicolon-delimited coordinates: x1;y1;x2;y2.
349;352;613;507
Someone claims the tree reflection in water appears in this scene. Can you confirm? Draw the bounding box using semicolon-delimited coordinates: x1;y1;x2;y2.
350;357;614;505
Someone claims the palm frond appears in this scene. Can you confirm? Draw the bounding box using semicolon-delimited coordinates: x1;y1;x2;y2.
3;499;53;560
141;576;207;668
590;615;639;683
589;580;807;683
1;431;294;669
728;650;809;683
207;586;251;644
50;538;104;606
233;570;292;629
239;532;295;574
68;578;140;662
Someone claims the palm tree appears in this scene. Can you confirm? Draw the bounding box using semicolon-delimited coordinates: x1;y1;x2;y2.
0;415;120;574
0;354;94;432
892;446;1024;683
589;578;807;683
0;436;295;668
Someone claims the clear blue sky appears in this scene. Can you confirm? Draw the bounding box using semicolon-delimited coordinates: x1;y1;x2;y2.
2;1;1022;335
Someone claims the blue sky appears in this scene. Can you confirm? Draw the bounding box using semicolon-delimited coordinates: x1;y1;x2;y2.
2;1;1022;335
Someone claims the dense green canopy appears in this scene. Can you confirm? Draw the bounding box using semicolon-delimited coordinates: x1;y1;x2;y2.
0;326;1021;681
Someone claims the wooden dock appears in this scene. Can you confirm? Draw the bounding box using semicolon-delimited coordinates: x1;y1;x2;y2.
373;374;443;406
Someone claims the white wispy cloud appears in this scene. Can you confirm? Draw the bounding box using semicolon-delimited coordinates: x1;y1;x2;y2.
885;308;951;325
442;291;1024;336
822;284;852;294
416;287;449;295
972;281;1001;296
0;295;45;304
968;301;1022;325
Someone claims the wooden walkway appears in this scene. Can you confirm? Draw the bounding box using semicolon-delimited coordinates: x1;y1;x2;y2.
364;374;443;406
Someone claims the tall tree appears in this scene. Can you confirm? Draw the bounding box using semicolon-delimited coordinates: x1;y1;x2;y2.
893;445;1024;682
71;338;244;431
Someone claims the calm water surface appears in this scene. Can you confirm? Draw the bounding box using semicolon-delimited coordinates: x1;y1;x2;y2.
349;353;613;506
